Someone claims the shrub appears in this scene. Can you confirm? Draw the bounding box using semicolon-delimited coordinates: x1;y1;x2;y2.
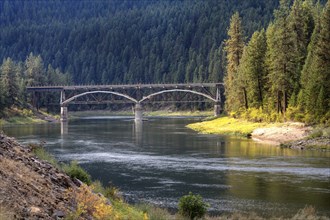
178;192;208;220
30;143;60;168
135;203;173;220
62;161;92;185
66;184;113;219
91;180;122;201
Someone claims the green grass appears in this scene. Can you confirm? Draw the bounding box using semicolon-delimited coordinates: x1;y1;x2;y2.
135;203;176;220
30;143;60;168
187;116;271;137
5;116;44;124
0;107;50;125
62;161;92;185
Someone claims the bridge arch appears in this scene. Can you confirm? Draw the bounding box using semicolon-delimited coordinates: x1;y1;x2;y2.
61;91;138;106
139;89;216;103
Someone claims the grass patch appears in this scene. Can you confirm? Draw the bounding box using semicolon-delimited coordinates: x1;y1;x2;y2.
5;116;44;124
62;161;92;185
135;203;176;220
187;116;270;137
30;143;60;168
91;180;122;201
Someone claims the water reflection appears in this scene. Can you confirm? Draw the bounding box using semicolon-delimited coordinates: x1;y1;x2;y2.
133;121;143;147
61;121;68;135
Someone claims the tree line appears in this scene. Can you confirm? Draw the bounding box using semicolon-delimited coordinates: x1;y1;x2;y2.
224;0;329;124
0;54;71;112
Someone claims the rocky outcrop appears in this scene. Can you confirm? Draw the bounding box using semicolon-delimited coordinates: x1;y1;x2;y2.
0;132;77;219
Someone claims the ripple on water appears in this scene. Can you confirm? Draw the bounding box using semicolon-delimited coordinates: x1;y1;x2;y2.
58;151;330;180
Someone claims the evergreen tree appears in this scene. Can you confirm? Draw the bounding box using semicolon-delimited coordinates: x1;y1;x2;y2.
24;53;46;86
224;12;245;111
301;1;330;118
241;30;267;108
266;0;298;113
0;58;19;107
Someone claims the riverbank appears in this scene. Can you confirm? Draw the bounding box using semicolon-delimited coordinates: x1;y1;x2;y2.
0;107;58;126
187;116;330;150
69;109;213;118
0;132;146;219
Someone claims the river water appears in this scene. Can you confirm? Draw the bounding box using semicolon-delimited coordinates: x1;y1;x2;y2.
2;116;330;217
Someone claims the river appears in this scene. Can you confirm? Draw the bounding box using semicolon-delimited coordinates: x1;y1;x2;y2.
2;116;330;217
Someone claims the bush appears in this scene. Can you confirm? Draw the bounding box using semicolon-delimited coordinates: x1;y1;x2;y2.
30;143;60;168
91;180;122;201
62;161;92;185
178;192;208;220
135;203;173;220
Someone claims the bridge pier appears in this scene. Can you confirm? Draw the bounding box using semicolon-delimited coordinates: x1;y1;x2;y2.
60;106;68;122
134;103;143;122
214;103;222;117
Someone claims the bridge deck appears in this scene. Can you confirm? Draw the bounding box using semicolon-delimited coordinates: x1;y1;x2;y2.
26;83;223;91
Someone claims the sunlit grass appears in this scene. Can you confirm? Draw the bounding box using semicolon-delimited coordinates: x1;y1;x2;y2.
187;116;271;136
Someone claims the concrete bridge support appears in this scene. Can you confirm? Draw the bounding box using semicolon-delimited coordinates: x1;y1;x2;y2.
214;103;222;117
214;84;222;117
134;103;143;122
60;106;68;122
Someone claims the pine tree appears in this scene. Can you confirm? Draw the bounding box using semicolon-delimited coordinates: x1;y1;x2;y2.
25;53;46;86
0;58;19;107
301;1;330;118
266;0;298;113
224;12;245;111
241;30;267;108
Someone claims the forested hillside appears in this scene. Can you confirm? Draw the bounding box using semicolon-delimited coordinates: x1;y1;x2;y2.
0;0;278;84
0;0;328;124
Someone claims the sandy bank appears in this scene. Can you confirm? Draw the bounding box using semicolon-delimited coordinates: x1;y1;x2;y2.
251;122;312;145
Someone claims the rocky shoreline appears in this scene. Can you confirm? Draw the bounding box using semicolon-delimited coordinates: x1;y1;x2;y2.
251;123;330;151
280;136;330;151
0;132;77;219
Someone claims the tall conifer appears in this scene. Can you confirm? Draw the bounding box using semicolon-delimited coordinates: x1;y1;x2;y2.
224;12;245;111
266;0;298;113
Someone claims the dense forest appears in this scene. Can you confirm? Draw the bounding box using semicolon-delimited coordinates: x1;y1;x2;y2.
0;0;329;123
225;0;329;124
0;0;278;85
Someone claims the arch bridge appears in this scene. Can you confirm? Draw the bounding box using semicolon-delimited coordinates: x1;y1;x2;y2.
26;83;223;122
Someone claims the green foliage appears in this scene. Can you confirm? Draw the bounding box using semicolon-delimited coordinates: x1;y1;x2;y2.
62;161;92;185
30;143;60;168
224;12;246;112
0;58;19;107
91;180;122;201
135;203;174;220
178;192;208;220
0;1;277;85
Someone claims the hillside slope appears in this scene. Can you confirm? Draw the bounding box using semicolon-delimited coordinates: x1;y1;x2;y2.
0;132;76;219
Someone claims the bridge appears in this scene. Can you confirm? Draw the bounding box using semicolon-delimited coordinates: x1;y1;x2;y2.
26;83;224;122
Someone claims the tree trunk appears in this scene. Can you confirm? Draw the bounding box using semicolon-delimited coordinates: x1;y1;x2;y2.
283;90;287;113
243;87;248;109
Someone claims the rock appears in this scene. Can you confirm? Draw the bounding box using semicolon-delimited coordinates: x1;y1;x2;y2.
29;206;41;214
52;210;65;219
